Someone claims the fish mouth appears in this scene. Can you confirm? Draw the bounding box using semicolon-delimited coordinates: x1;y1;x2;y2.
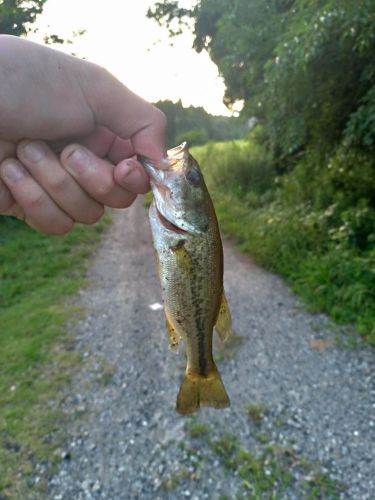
155;206;189;235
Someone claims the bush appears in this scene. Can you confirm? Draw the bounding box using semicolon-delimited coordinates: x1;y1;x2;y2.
193;140;275;198
192;140;375;345
176;127;209;147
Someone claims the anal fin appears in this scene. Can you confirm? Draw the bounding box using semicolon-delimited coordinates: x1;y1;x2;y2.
215;291;234;342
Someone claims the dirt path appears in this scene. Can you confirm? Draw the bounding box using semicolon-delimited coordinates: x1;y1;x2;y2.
46;198;374;499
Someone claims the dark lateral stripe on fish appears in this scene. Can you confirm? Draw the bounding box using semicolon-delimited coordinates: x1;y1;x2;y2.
196;307;207;375
190;268;208;376
198;333;207;375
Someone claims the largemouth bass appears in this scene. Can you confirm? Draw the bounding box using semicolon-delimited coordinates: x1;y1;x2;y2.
141;142;233;414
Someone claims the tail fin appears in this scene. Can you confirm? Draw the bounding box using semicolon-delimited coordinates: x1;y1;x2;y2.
176;367;230;415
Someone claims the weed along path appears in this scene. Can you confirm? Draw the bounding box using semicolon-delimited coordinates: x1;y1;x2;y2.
46;198;375;499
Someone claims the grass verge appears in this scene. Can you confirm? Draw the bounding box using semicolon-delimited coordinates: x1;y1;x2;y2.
0;213;111;498
191;141;375;346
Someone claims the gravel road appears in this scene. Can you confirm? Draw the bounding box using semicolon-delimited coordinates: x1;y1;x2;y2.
46;198;374;499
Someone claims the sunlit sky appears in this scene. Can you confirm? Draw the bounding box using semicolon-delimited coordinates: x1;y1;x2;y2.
27;0;232;116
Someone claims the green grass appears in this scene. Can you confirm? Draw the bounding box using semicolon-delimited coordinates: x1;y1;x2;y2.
179;416;344;498
191;141;375;346
186;420;210;439
244;403;268;425
0;214;111;497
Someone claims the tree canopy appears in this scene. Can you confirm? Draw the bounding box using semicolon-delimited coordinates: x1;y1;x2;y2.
0;0;81;45
148;0;375;158
0;0;47;36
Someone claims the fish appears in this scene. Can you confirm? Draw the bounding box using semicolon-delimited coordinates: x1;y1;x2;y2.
141;142;233;415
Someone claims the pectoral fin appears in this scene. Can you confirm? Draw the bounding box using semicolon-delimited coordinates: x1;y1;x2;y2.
171;241;192;272
215;291;234;342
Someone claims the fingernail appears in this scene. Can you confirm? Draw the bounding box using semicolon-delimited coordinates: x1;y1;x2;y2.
23;141;45;162
121;159;142;185
2;161;25;181
66;148;93;174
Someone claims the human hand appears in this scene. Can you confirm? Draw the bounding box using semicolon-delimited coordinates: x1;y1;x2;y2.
0;36;166;234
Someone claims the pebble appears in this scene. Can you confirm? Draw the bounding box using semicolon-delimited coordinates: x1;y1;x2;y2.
43;203;375;499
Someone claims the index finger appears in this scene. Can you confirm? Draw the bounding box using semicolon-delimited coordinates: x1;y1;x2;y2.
82;66;167;162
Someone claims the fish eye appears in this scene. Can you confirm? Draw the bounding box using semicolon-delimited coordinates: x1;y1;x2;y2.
185;168;201;187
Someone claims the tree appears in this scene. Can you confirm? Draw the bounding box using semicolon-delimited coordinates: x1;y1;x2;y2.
0;0;83;46
0;0;47;37
153;99;245;147
148;1;293;114
148;1;375;158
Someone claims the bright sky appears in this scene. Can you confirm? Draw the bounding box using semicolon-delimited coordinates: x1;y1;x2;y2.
26;0;232;116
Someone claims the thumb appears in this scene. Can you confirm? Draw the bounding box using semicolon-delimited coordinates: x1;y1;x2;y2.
82;63;167;162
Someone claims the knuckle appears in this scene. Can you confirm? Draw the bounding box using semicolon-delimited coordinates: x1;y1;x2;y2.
78;204;104;225
53;219;74;236
27;191;45;211
113;193;136;209
154;108;167;130
0;182;13;212
90;204;105;223
95;178;114;198
47;173;71;194
25;216;73;236
11;205;25;219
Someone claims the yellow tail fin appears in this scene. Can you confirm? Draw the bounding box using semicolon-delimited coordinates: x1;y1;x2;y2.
176;367;230;415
